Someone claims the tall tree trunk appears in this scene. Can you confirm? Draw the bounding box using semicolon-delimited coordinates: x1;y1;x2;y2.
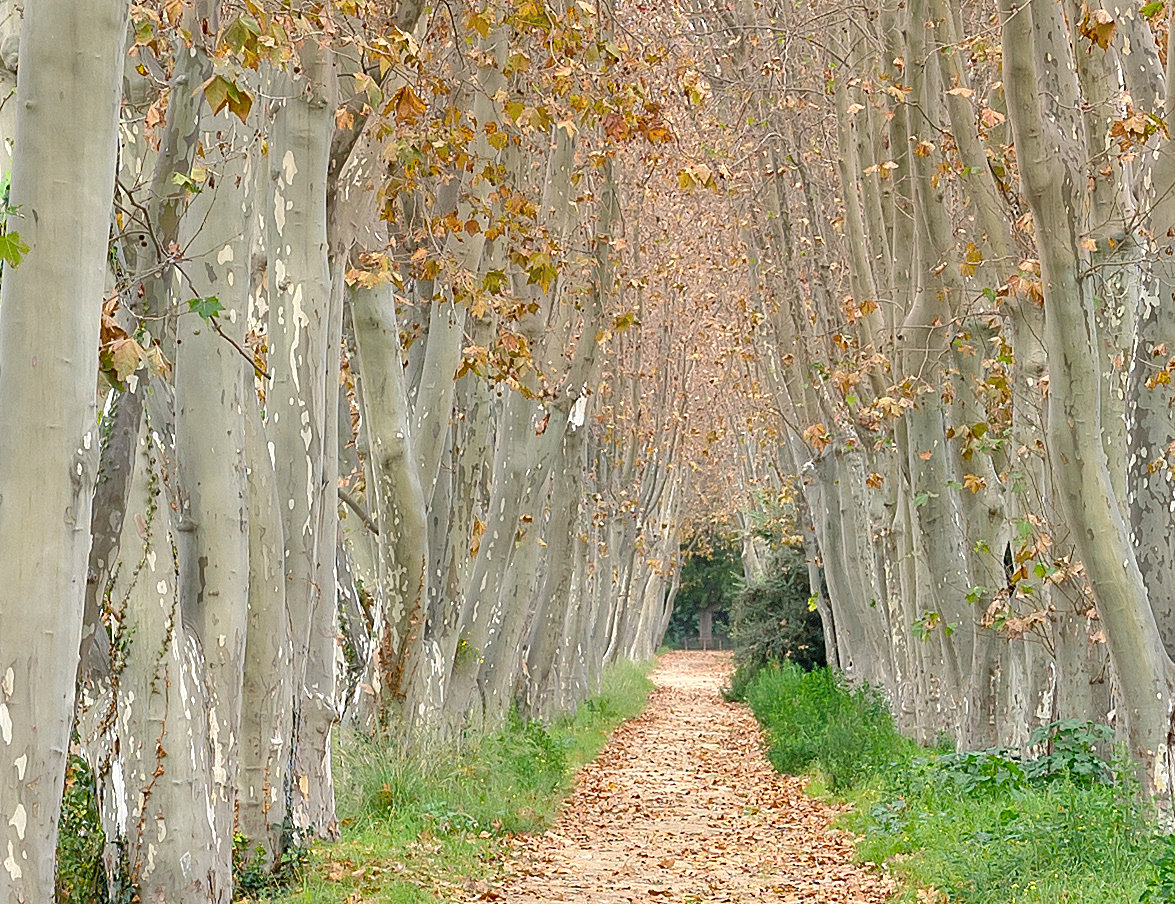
0;3;128;900
265;46;339;837
174;112;253;877
1000;0;1175;797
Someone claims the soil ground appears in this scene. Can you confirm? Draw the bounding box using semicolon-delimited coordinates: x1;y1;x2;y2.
468;650;894;904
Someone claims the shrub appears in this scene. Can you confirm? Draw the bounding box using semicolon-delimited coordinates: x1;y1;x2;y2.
742;658;1162;904
730;544;824;687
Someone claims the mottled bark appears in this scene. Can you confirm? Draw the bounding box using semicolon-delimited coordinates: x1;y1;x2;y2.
1001;0;1175;797
237;394;294;865
0;3;128;900
265;45;339;837
174;113;253;874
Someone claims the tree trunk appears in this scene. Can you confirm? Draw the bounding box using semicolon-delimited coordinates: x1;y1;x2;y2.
0;3;128;900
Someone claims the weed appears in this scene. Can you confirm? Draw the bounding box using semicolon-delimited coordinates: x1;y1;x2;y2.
232;830;307;900
1144;834;1175;903
1025;719;1114;785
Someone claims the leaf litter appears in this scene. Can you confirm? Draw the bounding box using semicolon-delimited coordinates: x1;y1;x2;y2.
464;650;893;904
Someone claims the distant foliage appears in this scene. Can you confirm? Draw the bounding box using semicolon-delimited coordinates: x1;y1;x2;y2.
730;543;823;681
666;531;740;644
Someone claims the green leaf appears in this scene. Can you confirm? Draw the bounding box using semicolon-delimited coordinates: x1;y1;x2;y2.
1141;1;1165;19
0;230;29;268
188;296;224;320
482;268;508;294
170;171;202;193
222;17;252;53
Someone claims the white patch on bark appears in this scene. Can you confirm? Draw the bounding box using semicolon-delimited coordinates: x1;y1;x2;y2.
273;187;286;233
8;804;24;839
0;703;10;743
3;841;20;880
111;759;127;833
12;754;24;780
281;149;298;182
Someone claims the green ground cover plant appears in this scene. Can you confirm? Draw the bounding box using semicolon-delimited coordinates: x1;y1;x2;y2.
246;660;654;904
737;662;1175;904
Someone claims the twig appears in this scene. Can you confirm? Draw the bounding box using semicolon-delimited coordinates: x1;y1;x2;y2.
338;486;380;536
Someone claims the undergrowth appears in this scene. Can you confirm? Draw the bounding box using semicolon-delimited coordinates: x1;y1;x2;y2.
736;661;1175;904
250;659;654;904
55;754;108;904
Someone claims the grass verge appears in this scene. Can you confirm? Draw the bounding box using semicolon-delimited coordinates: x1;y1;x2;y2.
248;660;654;904
735;661;1175;904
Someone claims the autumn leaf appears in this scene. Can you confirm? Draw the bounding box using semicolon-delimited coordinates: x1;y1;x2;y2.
203;74;253;124
99;336;146;389
960;242;984;278
1079;3;1116;50
392;85;428;124
466;9;492;38
353;72;383;108
802;423;832;452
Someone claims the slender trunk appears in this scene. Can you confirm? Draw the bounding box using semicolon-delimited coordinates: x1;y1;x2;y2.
237;395;294;865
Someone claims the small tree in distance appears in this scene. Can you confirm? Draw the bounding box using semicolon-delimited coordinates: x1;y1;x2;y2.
731;544;825;679
667;531;740;648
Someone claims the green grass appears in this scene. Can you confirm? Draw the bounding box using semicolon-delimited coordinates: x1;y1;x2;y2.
737;662;1175;904
249;660;654;904
845;779;1149;904
739;661;916;791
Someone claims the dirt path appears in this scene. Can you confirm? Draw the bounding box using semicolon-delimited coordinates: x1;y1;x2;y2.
473;651;893;904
